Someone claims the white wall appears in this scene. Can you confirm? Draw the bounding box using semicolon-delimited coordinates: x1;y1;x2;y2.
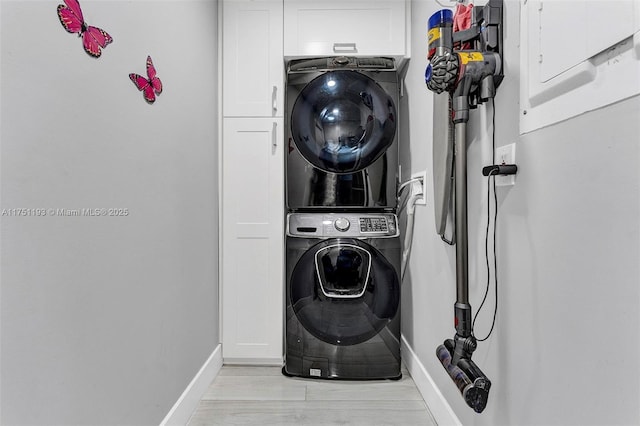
402;1;640;425
0;1;219;424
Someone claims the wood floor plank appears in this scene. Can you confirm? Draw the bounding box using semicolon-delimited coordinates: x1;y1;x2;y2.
202;375;307;401
188;400;436;426
189;366;437;425
304;376;423;401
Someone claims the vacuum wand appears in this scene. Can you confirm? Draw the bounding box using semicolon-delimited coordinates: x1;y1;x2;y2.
444;121;492;415
454;122;469;305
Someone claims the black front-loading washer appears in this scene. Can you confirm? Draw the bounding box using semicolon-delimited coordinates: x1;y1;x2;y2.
283;212;401;380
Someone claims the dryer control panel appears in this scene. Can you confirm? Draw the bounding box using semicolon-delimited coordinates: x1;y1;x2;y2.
287;213;398;238
288;57;395;72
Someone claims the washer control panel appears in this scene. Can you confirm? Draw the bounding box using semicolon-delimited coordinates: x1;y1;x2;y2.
288;213;398;238
359;217;389;233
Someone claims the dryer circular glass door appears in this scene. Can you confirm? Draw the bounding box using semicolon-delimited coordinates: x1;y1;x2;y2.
290;71;397;174
290;238;400;346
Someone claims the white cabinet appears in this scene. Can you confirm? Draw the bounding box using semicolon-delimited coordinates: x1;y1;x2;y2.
223;0;284;117
221;0;284;362
284;0;407;58
221;118;284;361
520;0;640;133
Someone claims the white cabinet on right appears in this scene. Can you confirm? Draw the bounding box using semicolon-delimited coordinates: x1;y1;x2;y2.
519;0;640;134
284;0;407;59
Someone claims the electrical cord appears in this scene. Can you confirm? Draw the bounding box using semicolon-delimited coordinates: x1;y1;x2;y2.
397;177;423;214
398;177;423;196
472;98;498;342
401;187;422;280
397;178;425;280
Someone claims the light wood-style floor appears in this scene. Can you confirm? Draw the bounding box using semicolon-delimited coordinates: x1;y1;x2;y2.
187;366;437;425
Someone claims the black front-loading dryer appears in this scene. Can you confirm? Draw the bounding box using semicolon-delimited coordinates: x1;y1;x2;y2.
284;212;401;380
286;57;400;211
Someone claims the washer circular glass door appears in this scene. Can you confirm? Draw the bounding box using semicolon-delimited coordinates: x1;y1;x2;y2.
290;238;400;346
291;70;397;174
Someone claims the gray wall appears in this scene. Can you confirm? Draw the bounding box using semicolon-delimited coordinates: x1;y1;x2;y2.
0;1;219;424
402;1;640;425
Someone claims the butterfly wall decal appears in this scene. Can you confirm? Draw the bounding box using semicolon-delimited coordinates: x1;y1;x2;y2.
129;56;163;104
57;0;113;58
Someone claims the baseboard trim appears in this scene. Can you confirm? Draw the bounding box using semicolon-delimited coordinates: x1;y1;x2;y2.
160;343;223;426
401;335;461;426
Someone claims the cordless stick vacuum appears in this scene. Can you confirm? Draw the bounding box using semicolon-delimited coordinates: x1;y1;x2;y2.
424;0;504;413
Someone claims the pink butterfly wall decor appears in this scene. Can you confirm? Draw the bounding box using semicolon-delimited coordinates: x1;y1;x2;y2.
57;0;113;58
129;56;163;104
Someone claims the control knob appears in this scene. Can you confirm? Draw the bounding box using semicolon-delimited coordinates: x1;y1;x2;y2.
333;56;350;66
334;217;350;232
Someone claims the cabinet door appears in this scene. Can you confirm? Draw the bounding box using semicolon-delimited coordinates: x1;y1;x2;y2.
520;0;640;133
221;118;284;362
284;0;406;58
223;0;283;117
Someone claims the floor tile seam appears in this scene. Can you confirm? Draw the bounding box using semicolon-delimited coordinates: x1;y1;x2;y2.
190;406;434;417
304;398;424;402
194;399;428;406
195;400;332;403
215;374;296;379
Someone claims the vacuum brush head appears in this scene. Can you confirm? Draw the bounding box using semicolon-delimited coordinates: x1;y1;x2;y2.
436;343;491;413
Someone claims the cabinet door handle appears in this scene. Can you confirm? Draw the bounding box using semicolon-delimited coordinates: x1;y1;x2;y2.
272;121;277;148
272;85;278;114
333;42;357;53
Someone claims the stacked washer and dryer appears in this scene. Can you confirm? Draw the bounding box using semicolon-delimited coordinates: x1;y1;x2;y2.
283;57;403;380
